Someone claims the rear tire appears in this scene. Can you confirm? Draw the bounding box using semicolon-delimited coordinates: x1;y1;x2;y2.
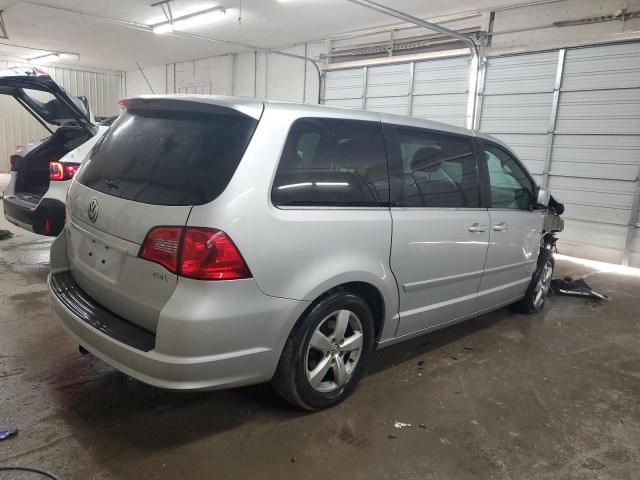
272;291;375;410
511;249;554;314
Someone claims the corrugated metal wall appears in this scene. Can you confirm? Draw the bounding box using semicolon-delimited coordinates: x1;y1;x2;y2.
479;42;640;265
0;60;124;173
553;43;640;266
323;55;470;127
478;50;560;186
322;41;640;266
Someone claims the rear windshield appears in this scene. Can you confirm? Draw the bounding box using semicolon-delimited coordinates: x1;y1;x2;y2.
77;108;258;205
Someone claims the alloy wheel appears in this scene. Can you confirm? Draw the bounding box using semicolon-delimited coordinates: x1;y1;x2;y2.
305;309;364;393
533;259;553;309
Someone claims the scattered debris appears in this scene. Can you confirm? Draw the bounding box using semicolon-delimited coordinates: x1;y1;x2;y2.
0;428;17;441
0;230;12;241
550;277;609;301
439;438;451;445
418;424;427;429
581;457;605;471
394;421;412;429
417;360;425;366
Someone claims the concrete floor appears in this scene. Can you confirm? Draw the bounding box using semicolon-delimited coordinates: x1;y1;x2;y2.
1;205;639;480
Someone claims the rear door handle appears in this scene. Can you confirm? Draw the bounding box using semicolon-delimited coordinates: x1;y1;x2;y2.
493;222;508;232
468;223;487;233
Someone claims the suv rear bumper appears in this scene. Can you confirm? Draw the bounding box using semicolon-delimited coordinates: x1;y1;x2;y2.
48;233;307;391
3;195;65;236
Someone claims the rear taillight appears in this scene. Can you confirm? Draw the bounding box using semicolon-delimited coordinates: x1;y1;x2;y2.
139;227;182;273
49;161;80;181
139;227;251;281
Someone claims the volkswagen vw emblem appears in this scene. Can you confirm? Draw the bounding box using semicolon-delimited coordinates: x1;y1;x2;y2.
88;198;99;223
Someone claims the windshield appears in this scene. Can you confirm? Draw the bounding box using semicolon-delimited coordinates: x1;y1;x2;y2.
76;108;258;206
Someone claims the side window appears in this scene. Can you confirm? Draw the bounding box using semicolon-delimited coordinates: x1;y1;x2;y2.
271;118;389;207
482;144;534;210
389;125;480;208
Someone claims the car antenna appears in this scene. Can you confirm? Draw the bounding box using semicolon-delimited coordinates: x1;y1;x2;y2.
136;62;155;94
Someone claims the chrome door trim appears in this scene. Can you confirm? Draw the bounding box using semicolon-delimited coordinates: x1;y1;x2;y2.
403;268;484;292
482;258;536;275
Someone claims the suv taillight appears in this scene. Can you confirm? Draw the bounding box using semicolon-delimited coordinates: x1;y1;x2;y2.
139;227;251;281
50;161;80;181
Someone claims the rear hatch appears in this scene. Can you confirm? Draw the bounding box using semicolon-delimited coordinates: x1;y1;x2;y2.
0;67;95;131
1;67;96;203
66;96;263;332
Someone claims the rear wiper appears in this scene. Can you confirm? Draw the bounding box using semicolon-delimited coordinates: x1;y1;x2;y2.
103;178;119;189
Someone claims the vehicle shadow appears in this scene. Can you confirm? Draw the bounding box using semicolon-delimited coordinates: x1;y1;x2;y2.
368;305;521;375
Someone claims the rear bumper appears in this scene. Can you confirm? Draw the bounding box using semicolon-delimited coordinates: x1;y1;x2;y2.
3;195;65;236
48;233;308;391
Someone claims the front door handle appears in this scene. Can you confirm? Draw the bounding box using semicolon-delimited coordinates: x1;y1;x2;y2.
493;222;508;232
468;223;487;233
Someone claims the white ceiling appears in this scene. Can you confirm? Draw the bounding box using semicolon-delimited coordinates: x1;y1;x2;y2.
0;0;528;71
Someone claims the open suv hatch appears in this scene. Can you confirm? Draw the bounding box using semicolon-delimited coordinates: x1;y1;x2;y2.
1;67;109;236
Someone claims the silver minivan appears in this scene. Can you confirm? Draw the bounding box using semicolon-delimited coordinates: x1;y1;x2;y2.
48;95;563;410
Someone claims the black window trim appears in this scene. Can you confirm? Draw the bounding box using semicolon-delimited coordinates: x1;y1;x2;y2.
270;116;391;209
383;122;486;209
477;138;538;211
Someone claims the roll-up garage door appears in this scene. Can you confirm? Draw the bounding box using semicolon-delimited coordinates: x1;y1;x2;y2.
478;50;561;186
552;42;640;265
480;42;640;265
323;55;470;128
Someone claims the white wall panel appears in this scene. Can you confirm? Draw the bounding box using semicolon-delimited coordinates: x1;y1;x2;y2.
479;52;558;180
411;93;468;127
322;56;469;127
558;219;628;264
561;43;640;91
322;98;362;110
366;63;410;98
0;60;123;173
551;42;640;264
550;135;640;181
323;68;365;102
483;51;558;95
480;93;553;134
555;89;640;135
487;133;547;177
412;57;469;96
480;43;640;265
366;96;409;116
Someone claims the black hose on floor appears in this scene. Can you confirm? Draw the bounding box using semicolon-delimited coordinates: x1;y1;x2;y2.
0;465;63;479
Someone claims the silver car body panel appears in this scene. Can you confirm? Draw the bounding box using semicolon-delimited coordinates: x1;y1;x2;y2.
49;96;549;390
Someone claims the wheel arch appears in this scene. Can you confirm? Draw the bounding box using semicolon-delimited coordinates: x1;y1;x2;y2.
296;280;390;344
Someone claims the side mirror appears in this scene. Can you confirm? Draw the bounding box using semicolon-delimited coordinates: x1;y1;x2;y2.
535;187;551;208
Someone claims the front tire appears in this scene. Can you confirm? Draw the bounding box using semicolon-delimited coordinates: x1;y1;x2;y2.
512;249;554;314
272;291;375;410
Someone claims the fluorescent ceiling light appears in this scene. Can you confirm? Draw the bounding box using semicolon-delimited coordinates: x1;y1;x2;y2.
29;52;78;64
152;7;226;34
31;53;60;63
